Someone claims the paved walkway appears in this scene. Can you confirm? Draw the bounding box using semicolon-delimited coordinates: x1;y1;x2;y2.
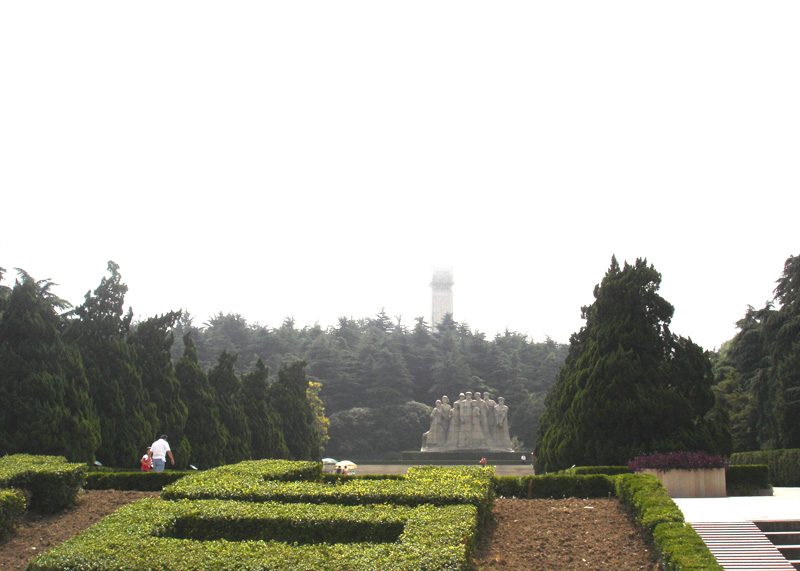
674;488;800;523
354;464;536;476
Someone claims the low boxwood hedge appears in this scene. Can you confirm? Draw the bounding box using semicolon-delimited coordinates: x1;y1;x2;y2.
493;474;615;499
29;498;479;571
0;488;26;540
163;462;495;522
0;454;85;513
730;449;800;486
85;470;193;491
30;461;487;571
726;465;771;496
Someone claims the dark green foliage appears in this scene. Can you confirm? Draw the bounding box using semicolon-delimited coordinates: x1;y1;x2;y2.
725;465;770;495
563;466;632;475
535;258;730;472
0;275;101;463
0;454;86;513
169;309;569;455
62;262;155;467
208;351;252;463
130;312;190;468
612;473;684;532
327;402;431;460
269;361;320;461
710;342;758;452
0;489;25;540
241;359;290;460
723;254;800;450
730;448;800;486
492;474;615;499
176;335;230;469
85;470;192;491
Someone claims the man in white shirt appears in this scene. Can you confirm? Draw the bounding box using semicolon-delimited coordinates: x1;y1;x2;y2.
150;435;175;472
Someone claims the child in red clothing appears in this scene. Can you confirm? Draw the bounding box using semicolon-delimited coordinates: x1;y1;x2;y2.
141;448;153;472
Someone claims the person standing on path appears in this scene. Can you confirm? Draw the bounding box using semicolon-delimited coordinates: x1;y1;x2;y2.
150;435;174;472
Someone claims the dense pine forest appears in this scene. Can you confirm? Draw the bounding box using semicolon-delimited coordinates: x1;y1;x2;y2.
168;309;569;459
1;254;798;468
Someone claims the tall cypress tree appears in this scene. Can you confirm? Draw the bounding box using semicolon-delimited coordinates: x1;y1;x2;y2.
726;254;800;449
0;273;100;462
63;262;156;467
240;359;289;459
208;350;251;464
535;257;730;471
175;334;229;468
269;360;320;461
130;312;190;468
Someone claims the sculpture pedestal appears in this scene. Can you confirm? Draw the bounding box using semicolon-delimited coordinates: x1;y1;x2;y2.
402;450;519;463
644;468;726;498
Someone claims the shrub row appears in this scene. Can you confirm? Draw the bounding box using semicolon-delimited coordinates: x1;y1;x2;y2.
614;474;722;570
30;499;479;571
563;465;632;475
0;488;26;540
491;472;723;571
730;449;800;486
31;461;489;571
163;462;495;522
726;465;771;495
494;474;615;499
85;470;194;491
0;454;85;513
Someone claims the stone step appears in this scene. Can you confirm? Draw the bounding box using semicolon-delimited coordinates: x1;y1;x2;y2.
691;522;796;571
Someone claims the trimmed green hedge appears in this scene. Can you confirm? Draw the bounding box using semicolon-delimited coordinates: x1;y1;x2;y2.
494;474;615;499
85;470;193;491
726;465;771;496
30;461;489;571
163;462;495;522
613;474;722;570
562;465;632;476
730;449;800;486
29;497;479;571
0;488;26;540
0;454;85;513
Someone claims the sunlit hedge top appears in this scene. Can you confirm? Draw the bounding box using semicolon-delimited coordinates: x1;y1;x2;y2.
0;454;82;484
628;451;726;472
162;460;495;519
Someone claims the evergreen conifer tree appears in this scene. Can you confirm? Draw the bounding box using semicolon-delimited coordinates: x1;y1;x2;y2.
535;257;730;471
0;273;100;462
268;360;320;460
130;312;190;468
240;359;290;459
175;334;229;468
208;350;252;463
63;262;156;467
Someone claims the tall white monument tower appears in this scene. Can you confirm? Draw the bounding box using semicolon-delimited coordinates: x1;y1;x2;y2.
430;267;454;331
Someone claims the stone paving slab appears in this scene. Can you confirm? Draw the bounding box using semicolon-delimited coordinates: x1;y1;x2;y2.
675;489;800;523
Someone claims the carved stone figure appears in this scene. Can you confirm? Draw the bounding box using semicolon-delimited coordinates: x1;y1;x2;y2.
420;391;514;452
493;397;514;451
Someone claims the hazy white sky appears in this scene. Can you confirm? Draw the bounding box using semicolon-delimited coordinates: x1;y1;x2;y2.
1;2;797;351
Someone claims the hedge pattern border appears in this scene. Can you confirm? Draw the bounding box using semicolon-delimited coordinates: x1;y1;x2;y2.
163;461;495;522
0;454;86;513
30;462;490;571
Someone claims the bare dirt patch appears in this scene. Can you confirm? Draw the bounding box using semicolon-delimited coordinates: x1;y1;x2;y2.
471;498;658;571
1;492;657;571
0;489;157;571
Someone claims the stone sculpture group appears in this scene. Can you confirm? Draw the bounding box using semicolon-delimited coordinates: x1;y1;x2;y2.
421;392;514;452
